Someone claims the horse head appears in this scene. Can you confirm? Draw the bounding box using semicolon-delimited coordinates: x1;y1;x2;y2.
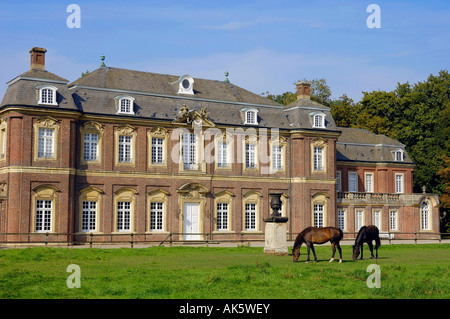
292;247;300;262
352;245;360;260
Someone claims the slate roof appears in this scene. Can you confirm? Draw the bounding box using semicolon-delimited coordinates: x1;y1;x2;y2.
336;127;414;164
0;64;413;165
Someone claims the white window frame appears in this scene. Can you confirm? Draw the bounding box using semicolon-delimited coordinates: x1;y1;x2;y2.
421;201;430;231
389;210;398;231
118;135;132;163
83;133;99;162
314;204;324;228
349;172;358;193
395;173;404;194
272;144;283;171
243;108;259;125
81;201;97;232
35;199;52;233
37;85;58;106
355;210;364;231
313;147;324;171
373;210;381;230
151;137;165;165
337;209;345;230
394;149;404;162
216;202;229;231
217;141;229;168
117;201;132;232
245;203;257;231
365;172;374;193
150;202;164;231
313;113;325;128
245;143;257;169
182;132;198;170
38;128;55;158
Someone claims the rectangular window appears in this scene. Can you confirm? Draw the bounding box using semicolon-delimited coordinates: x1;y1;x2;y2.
41;88;54;104
83;133;98;161
355;210;364;231
36;200;52;232
217;203;229;231
373;210;381;229
82;201;97;232
117;201;131;231
313;204;324;228
38;128;54;158
245;203;256;230
272;145;283;171
118;135;132;163
337;210;345;230
336;171;341;192
150;202;164;231
365;173;374;193
217;142;229;168
390;211;397;230
395;174;404;193
349;172;358;192
313;147;323;171
151;138;164;165
182;133;197;170
246;144;256;169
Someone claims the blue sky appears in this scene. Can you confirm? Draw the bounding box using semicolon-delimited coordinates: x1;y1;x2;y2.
0;0;449;101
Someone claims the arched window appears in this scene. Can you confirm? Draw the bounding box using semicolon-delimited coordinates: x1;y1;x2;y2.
421;201;430;231
115;95;135;114
37;85;58;105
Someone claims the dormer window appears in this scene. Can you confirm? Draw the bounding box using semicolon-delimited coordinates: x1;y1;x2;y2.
311;112;326;128
394;149;405;162
115;96;135;114
37;85;57;105
178;75;194;95
242;108;259;125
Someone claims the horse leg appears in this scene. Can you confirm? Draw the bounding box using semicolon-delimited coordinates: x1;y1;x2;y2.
375;240;381;259
310;244;317;262
329;242;336;263
306;242;311;263
337;242;343;263
360;244;364;260
368;241;375;259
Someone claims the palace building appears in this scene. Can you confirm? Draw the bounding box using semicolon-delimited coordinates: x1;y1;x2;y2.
0;47;440;244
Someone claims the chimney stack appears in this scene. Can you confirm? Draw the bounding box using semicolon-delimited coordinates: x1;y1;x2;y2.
294;80;311;100
29;47;47;70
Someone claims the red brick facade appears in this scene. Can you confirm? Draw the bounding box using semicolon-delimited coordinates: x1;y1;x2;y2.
0;48;440;244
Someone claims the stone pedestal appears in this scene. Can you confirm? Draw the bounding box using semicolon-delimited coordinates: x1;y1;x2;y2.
264;221;288;255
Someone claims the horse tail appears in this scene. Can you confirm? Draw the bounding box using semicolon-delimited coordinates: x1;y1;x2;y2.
338;228;344;241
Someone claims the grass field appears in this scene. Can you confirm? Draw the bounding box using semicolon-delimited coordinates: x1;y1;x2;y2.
0;244;448;299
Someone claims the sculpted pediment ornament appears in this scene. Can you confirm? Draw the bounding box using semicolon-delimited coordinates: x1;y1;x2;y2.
177;183;209;199
312;137;327;148
174;105;215;128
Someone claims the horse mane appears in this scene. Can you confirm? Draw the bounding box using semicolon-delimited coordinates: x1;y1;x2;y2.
293;227;311;249
355;226;366;244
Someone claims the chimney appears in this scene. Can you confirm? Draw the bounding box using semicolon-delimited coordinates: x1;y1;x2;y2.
294;80;311;100
29;47;47;70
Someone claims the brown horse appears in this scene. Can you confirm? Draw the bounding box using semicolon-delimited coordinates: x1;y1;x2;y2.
292;227;343;263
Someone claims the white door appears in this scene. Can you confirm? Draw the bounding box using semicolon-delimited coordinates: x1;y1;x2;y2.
184;203;200;240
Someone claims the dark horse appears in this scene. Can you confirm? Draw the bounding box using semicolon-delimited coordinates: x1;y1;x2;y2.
352;225;381;260
292;227;343;263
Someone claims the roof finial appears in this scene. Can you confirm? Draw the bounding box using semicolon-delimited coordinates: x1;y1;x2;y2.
100;54;106;67
224;71;230;83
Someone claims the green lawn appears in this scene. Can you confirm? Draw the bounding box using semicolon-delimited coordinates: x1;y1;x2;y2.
0;244;448;299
